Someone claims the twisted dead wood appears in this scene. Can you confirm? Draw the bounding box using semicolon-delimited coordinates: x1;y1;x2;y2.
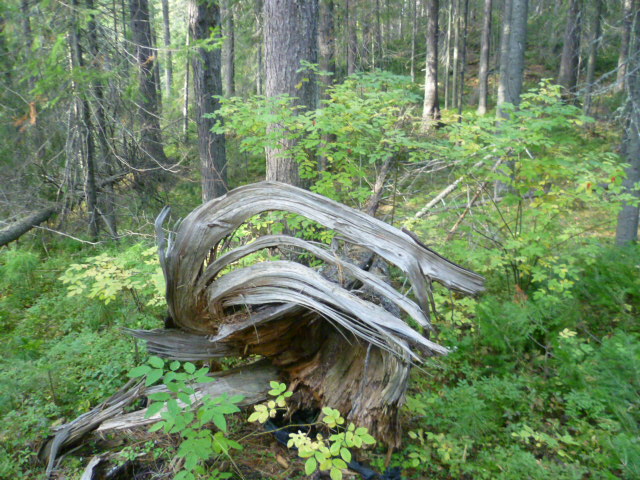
44;181;484;476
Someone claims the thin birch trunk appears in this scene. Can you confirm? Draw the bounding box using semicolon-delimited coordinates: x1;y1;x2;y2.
422;0;440;128
477;0;492;114
457;0;469;115
583;0;602;116
616;0;634;93
161;0;173;95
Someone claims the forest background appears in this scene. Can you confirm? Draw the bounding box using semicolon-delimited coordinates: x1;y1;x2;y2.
0;0;639;478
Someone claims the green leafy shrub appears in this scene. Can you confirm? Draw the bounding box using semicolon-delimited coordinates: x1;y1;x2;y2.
214;71;427;205
128;356;243;480
59;242;165;310
249;382;376;480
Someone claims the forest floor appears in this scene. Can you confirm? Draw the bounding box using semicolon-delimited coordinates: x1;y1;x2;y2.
1;109;639;479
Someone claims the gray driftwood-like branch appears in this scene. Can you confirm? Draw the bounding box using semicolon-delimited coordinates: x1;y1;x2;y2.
0;206;58;247
44;181;484;476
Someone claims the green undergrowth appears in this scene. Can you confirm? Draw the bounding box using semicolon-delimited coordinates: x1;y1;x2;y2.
0;240;164;478
1;74;638;479
394;244;640;479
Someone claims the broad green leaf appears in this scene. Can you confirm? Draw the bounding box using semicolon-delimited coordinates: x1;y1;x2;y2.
184;362;196;374
148;392;171;402
145;401;165;418
148;356;164;368
340;448;351;463
145;368;163;386
127;365;151;378
247;412;261;423
147;421;164;433
212;413;227;432
305;457;317;476
333;459;347;469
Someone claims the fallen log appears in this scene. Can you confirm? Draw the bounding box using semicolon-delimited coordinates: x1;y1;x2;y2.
44;181;484;475
154;181;483;445
0;171;129;247
0;206;58;247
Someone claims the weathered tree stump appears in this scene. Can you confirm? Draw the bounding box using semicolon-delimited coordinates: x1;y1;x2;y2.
43;181;483;476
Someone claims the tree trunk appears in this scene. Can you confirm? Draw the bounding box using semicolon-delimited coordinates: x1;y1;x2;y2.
130;0;169;179
189;0;228;201
43;183;486;471
0;207;58;247
264;0;318;186
69;0;99;239
319;0;336;97
410;0;417;82
161;0;173;96
497;0;528;116
318;0;336;172
616;6;640;245
255;0;264;94
457;0;469;115
444;2;452;109
347;0;358;75
477;0;492;114
151;17;163;114
422;0;441;127
183;24;190;139
557;0;582;96
616;0;635;93
375;0;383;68
223;0;236;96
451;0;460;110
583;0;602;115
20;0;34;89
87;0;119;238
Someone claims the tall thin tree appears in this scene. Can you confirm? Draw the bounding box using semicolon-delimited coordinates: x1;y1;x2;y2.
583;0;603;115
189;0;228;201
223;0;235;96
457;0;470;114
616;4;640;244
161;0;173;95
557;0;582;96
130;0;169;179
319;0;336;97
615;0;634;93
477;0;492;114
264;0;318;186
422;0;440;128
497;0;528;117
347;0;358;75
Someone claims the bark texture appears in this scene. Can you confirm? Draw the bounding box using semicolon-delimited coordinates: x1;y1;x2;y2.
422;0;440;127
616;7;640;245
557;0;582;95
616;0;635;93
43;183;484;469
346;0;357;75
497;0;528;115
223;0;235;96
189;0;228;201
583;0;602;115
0;207;58;247
69;0;99;239
161;0;173;95
319;0;336;96
477;0;492;115
130;0;169;178
264;0;318;186
158;182;483;446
